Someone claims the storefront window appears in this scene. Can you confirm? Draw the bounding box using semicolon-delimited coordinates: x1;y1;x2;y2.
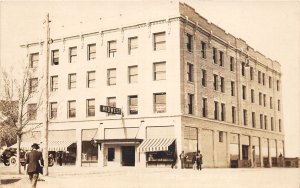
82;141;98;163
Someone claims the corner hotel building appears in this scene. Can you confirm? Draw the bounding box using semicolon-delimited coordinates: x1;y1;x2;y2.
20;2;284;168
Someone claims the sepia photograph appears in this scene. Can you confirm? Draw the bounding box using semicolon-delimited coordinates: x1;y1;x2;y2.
0;0;299;187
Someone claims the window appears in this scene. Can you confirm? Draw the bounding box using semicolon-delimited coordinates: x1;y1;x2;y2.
202;98;207;117
154;93;166;113
128;95;138;115
186;33;193;52
220;77;225;93
128;66;138;83
213;47;217;64
230;56;234;71
258;71;261;84
108;41;117;58
30;53;39;68
262;73;265;85
250;67;254;80
88;44;96;60
277;80;280;91
219;131;224;143
260;114;263;129
242;85;246;100
263;94;266;107
28;103;37;120
87;71;95;88
231;81;235;96
214;101;219;120
251;89;255;103
278;100;281;111
269;76;272;88
69;47;77;63
219;51;224;66
87;99;95;117
202;69;207;87
213;74;218;91
107;97;116;116
107;69;116;85
252;112;256;128
270;97;273;109
221;103;225;121
51;50;59;65
201;41;206;59
29;78;38;93
68;100;76;118
243;109;247;126
50;102;57;119
259;92;262;105
154;62;166;80
271;117;274;131
128;37;138;55
241;62;245;76
232;106;236;124
108;148;115;161
264;115;267;130
50;76;58;92
68;73;76;89
187;63;193;82
188;93;194;114
279;119;282;132
153;32;166;51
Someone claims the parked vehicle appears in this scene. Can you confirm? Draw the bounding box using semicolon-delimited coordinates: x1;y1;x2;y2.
0;148;54;167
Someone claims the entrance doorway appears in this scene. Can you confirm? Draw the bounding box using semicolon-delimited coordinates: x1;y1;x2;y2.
121;146;135;166
242;145;249;160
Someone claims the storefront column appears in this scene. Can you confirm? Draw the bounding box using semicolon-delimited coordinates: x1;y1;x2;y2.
259;137;263;167
238;134;242;160
76;129;82;167
97;144;104;167
249;136;253;167
138;152;147;168
226;131;230;167
212;130;217;167
198;128;202;152
275;139;278;158
267;138;272;167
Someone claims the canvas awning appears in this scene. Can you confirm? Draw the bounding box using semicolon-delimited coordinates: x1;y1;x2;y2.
137;138;175;152
9;142;35;151
9;141;75;151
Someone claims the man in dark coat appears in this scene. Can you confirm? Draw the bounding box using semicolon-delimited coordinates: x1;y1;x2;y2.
196;150;203;170
25;143;43;188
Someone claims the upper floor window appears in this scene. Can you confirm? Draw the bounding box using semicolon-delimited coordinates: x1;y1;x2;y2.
153;62;166;80
88;44;96;60
128;66;138;84
201;41;206;59
50;76;58;92
278;100;281;111
128;37;138;55
108;41;117;58
262;73;265;85
263;94;266;107
250;67;254;80
220;77;225;93
221;103;225;121
269;76;272;88
68;100;76;118
154;93;166;113
277;80;280;91
201;69;207;87
30;53;39;68
232;106;236;124
219;51;224;66
68;73;76;89
251;89;255;103
128;95;138;115
260;114;263;129
231;81;235;96
87;71;95;88
213;47;217;64
242;85;247;100
69;47;77;63
87;99;95;117
107;97;116;116
270;97;273;109
264;115;267;130
243;109;248;126
188;93;194;115
107;69;116;86
259;92;262;105
230;56;235;71
271;117;274;131
214;101;219;120
241;62;245;76
186;33;193;52
278;119;282;132
252;112;256;128
258;71;261;84
50;102;57;119
29;78;38;93
153;32;166;51
202;98;207;117
213;74;218;91
28;103;37;120
51;50;59;65
187;63;194;82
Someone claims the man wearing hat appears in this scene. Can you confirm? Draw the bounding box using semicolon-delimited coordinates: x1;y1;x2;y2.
25;143;43;188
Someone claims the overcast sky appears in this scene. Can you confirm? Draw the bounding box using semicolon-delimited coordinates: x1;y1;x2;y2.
0;0;299;157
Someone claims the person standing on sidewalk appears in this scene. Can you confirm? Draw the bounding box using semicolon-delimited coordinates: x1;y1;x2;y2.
179;151;187;169
196;150;203;170
25;143;43;188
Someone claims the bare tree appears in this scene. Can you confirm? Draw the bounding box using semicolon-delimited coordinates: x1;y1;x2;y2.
0;65;44;174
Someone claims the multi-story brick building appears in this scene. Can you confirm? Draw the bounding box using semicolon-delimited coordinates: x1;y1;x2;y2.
19;2;284;168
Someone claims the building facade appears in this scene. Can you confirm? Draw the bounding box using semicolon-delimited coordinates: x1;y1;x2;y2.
20;2;284;168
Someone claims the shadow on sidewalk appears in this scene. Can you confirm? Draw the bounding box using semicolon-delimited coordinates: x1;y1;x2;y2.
0;178;21;184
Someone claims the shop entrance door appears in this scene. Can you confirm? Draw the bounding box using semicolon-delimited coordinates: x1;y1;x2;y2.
121;146;135;166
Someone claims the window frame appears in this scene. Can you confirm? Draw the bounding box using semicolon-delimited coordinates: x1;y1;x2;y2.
69;46;77;63
153;32;166;51
51;50;59;65
108;40;117;58
87;71;96;88
153;62;166;81
30;53;39;68
68;100;76;118
86;99;95;117
128;66;138;84
50;75;58;92
88;44;96;60
154;92;166;113
107;68;116;86
128;95;138;115
50;102;58;119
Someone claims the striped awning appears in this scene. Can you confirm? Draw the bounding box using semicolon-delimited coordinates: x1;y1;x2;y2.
9;141;75;151
137;138;175;152
9;142;35;150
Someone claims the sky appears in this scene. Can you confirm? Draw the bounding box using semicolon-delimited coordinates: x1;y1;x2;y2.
0;0;299;157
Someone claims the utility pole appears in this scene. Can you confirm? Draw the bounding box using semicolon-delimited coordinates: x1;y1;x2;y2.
42;13;50;176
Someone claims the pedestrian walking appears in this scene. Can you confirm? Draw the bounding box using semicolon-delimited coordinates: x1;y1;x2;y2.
25;143;43;188
179;151;187;169
196;150;203;170
57;152;63;166
171;151;177;169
